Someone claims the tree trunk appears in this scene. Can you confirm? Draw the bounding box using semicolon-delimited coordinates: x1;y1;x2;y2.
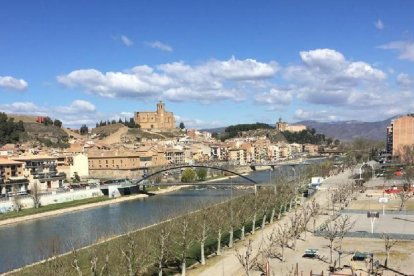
216;230;222;255
241;225;245;240
261;213;266;229
270;208;275;223
313;218;316;233
181;261;186;276
200;242;205;265
158;261;163;276
229;226;234;248
330;241;333;263
252;213;256;234
385;251;389;267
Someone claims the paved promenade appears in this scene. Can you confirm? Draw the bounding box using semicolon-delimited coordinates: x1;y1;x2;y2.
189;170;353;276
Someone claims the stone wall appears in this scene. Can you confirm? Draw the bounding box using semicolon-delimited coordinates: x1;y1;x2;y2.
89;169;144;180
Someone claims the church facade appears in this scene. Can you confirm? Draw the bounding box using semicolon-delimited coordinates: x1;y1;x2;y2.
134;101;176;130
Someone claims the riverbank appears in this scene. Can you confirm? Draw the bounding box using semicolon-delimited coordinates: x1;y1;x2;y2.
0;193;149;227
0;158;308;228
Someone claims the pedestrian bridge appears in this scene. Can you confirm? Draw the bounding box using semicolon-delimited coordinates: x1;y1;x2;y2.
133;164;258;185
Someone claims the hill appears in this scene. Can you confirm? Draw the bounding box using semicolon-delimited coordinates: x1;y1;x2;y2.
92;124;181;144
22;122;69;147
297;117;395;141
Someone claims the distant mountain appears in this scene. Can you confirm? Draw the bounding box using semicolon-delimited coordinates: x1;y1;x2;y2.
297;117;396;141
201;127;226;133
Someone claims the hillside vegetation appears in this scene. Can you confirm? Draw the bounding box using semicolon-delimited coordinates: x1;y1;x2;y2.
23;122;69;148
0;113;25;146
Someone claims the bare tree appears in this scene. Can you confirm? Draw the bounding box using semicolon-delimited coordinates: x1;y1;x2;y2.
235;239;258;276
335;215;355;267
89;249;98;276
194;208;210;265
227;199;239;248
301;207;312;241
99;251;110;276
71;248;83;276
119;231;151;276
174;215;194;276
30;180;42;208
237;194;253;241
152;221;173;276
322;218;340;264
289;209;303;250
397;189;413;211
259;190;272;229
308;198;320;233
11;185;22;212
251;191;259;234
381;233;398;268
212;205;227;256
274;223;291;262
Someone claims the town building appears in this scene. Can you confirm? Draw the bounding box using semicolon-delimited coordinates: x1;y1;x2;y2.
12;156;66;191
276;118;307;133
387;114;414;158
134;101;176;130
0;158;29;195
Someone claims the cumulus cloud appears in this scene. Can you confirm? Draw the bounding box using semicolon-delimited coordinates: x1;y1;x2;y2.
294;109;337;121
145;41;173;52
254;88;292;109
374;19;384;30
174;115;223;129
379;40;414;62
0;76;28;91
284;48;386;106
57;57;278;103
0;100;102;127
397;73;414;88
120;35;134;47
207;56;278;80
0;102;46;115
58;100;96;114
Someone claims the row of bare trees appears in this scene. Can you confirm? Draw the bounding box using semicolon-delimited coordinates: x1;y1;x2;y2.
235;198;321;276
19;161;340;276
23;181;301;276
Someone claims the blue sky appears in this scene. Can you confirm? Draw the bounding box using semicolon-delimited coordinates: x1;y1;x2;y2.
1;0;414;128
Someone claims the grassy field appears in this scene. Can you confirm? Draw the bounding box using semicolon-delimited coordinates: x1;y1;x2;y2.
0;196;111;221
348;198;414;211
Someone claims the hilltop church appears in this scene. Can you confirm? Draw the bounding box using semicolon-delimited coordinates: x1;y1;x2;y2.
134;101;176;130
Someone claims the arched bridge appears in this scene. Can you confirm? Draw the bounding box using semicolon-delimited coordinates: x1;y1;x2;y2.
133;164;257;185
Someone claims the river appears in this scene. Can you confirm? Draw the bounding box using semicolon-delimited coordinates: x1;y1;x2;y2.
0;162;316;273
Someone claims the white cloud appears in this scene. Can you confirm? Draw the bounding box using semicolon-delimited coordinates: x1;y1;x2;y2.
207;56;278;80
379;40;414;62
57;57;278;103
145;41;173;52
0;100;102;127
174;115;223;129
0;102;45;115
294;109;337;121
397;73;414;88
58;100;96;114
120;35;133;47
254;88;292;109
0;76;28;91
284;48;387;106
374;19;384;30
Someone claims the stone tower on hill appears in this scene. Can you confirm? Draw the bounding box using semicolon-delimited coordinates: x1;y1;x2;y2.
134;101;176;130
